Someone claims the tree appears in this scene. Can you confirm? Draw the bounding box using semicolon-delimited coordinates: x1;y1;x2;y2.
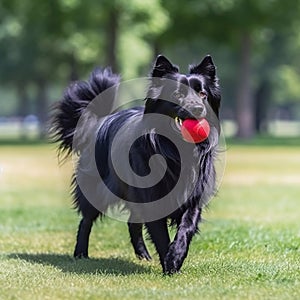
160;0;300;138
0;0;169;138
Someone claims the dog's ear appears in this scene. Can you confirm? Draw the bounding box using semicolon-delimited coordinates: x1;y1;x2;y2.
151;55;179;78
190;55;216;80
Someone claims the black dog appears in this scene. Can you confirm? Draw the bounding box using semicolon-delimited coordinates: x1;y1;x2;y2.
52;55;221;274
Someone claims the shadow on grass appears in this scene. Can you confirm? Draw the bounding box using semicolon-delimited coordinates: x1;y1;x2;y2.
8;253;151;275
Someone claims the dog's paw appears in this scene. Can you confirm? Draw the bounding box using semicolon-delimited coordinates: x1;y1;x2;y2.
163;253;181;275
74;251;89;259
163;259;180;275
134;243;152;261
136;251;152;261
163;242;186;275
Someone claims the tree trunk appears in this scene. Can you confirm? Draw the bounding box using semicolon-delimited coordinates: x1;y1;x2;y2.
69;53;79;82
236;32;255;139
17;83;30;139
106;6;119;72
255;79;270;134
36;79;49;139
17;83;30;117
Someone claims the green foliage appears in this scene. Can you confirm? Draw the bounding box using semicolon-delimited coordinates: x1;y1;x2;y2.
1;0;300;137
160;0;300;138
118;0;169;78
274;65;300;104
0;0;168;84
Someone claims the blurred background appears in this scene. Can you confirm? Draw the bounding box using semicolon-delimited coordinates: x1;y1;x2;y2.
1;0;300;140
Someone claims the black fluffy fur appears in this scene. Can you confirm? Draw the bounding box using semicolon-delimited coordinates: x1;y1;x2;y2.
51;55;221;274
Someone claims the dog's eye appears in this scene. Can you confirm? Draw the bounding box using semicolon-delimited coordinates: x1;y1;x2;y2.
173;91;184;99
199;91;207;99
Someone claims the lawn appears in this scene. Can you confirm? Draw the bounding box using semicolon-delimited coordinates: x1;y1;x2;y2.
0;140;299;300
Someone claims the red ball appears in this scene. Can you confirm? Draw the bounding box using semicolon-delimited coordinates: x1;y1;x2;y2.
181;118;210;143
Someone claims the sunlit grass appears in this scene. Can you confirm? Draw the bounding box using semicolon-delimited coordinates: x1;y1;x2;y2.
0;141;299;299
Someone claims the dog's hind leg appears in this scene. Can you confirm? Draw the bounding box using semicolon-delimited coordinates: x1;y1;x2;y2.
145;219;170;271
128;222;151;261
73;196;100;258
74;215;98;259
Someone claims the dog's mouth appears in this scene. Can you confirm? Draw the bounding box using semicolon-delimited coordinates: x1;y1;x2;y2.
172;116;211;143
174;116;183;131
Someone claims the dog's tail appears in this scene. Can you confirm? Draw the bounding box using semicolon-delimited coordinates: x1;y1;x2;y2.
51;67;120;160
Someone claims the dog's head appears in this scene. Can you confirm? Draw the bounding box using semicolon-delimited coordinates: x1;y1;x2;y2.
144;55;221;143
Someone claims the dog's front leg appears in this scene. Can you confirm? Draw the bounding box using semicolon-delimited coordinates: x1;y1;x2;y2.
164;206;202;274
145;219;170;272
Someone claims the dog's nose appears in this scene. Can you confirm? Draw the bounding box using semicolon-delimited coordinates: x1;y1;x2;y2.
191;104;205;117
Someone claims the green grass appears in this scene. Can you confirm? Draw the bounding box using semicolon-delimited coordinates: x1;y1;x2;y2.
0;140;300;300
